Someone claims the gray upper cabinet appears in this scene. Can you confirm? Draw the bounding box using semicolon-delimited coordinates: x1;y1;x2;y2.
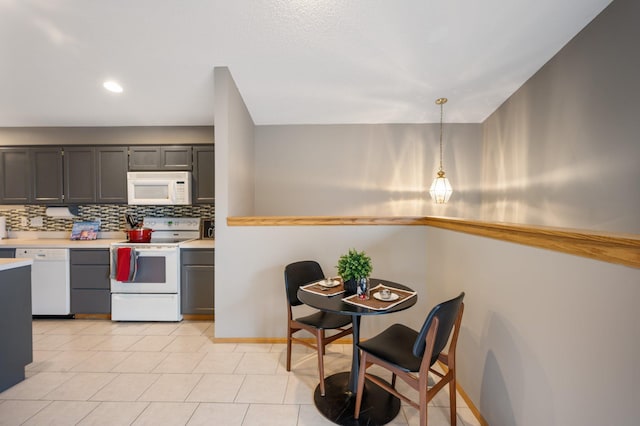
64;146;128;204
31;148;64;203
160;146;192;170
1;143;210;205
128;146;160;170
0;148;31;204
95;147;128;203
129;146;192;171
193;145;214;204
0;147;63;204
64;146;96;203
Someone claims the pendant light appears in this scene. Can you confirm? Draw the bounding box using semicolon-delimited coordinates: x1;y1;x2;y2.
429;97;453;203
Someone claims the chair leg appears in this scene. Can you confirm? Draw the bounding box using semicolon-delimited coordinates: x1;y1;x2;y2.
353;351;367;419
419;374;428;426
286;329;292;372
449;376;457;426
316;329;326;396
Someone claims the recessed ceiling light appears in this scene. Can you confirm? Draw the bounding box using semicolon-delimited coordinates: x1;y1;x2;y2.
103;80;123;93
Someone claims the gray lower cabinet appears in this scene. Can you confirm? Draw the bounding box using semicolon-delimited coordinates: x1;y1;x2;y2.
70;249;111;314
64;146;128;204
181;249;214;315
129;145;193;171
0;248;15;258
0;265;32;392
193;145;214;204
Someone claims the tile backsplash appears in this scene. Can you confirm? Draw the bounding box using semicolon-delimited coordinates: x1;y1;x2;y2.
0;204;214;232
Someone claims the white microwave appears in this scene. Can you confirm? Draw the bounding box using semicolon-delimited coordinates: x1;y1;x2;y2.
127;171;192;205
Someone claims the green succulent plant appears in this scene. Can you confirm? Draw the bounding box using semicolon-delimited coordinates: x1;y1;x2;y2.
336;248;372;282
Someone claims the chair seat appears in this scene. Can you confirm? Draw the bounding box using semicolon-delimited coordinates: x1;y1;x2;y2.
357;323;422;372
296;311;352;330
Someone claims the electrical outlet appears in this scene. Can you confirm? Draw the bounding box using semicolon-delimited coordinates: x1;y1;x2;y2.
30;216;44;227
20;217;28;227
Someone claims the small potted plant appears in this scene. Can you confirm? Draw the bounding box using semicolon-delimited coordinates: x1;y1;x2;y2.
337;248;373;297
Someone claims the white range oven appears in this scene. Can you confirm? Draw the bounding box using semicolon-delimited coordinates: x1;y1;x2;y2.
110;217;200;321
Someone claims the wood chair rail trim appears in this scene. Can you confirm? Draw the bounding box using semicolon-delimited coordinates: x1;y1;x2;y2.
227;216;640;268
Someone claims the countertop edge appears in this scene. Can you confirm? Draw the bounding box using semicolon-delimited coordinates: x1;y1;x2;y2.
0;258;33;271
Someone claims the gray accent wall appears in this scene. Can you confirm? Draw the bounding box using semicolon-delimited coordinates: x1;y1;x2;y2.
437;1;640;425
254;123;483;217
481;0;639;233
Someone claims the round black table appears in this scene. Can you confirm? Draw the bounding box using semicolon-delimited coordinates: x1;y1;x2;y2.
297;278;417;426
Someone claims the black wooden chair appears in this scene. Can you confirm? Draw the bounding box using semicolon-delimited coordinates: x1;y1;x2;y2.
284;260;353;396
354;292;465;425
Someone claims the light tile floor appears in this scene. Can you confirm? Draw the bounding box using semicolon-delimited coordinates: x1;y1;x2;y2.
0;319;481;426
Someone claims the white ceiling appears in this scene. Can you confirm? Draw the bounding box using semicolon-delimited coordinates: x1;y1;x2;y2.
0;0;613;126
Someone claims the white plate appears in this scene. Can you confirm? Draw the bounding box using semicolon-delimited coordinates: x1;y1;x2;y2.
373;291;399;301
318;279;340;288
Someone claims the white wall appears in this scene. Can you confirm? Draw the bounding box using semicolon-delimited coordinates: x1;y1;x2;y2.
214;67;255;218
213;70;477;339
213;66;258;337
216;225;431;339
214;2;640;425
213;69;436;338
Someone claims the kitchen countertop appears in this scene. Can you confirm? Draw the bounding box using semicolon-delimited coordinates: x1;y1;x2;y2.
0;238;122;248
0;238;214;249
0;258;33;272
180;239;215;249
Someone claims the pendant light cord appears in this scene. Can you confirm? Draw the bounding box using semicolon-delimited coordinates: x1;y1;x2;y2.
435;97;447;174
439;100;444;172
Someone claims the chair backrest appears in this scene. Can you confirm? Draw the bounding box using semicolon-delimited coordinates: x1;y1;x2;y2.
412;292;465;365
284;260;325;307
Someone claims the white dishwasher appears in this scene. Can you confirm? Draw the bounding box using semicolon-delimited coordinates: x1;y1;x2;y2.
16;248;71;316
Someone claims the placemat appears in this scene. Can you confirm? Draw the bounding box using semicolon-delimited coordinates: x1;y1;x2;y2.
342;284;416;310
300;279;345;296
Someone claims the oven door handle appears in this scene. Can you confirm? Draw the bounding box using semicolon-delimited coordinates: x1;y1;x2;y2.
111;247;177;254
134;248;177;253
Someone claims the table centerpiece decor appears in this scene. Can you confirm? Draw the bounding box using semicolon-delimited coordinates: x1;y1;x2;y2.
336;248;372;298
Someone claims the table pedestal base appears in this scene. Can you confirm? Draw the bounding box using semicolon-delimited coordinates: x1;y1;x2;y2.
313;372;401;425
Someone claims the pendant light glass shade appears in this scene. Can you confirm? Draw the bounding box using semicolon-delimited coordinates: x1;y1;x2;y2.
429;170;453;203
430;97;453;203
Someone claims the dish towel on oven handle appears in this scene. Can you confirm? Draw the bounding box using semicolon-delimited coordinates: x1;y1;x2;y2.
111;247;139;282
